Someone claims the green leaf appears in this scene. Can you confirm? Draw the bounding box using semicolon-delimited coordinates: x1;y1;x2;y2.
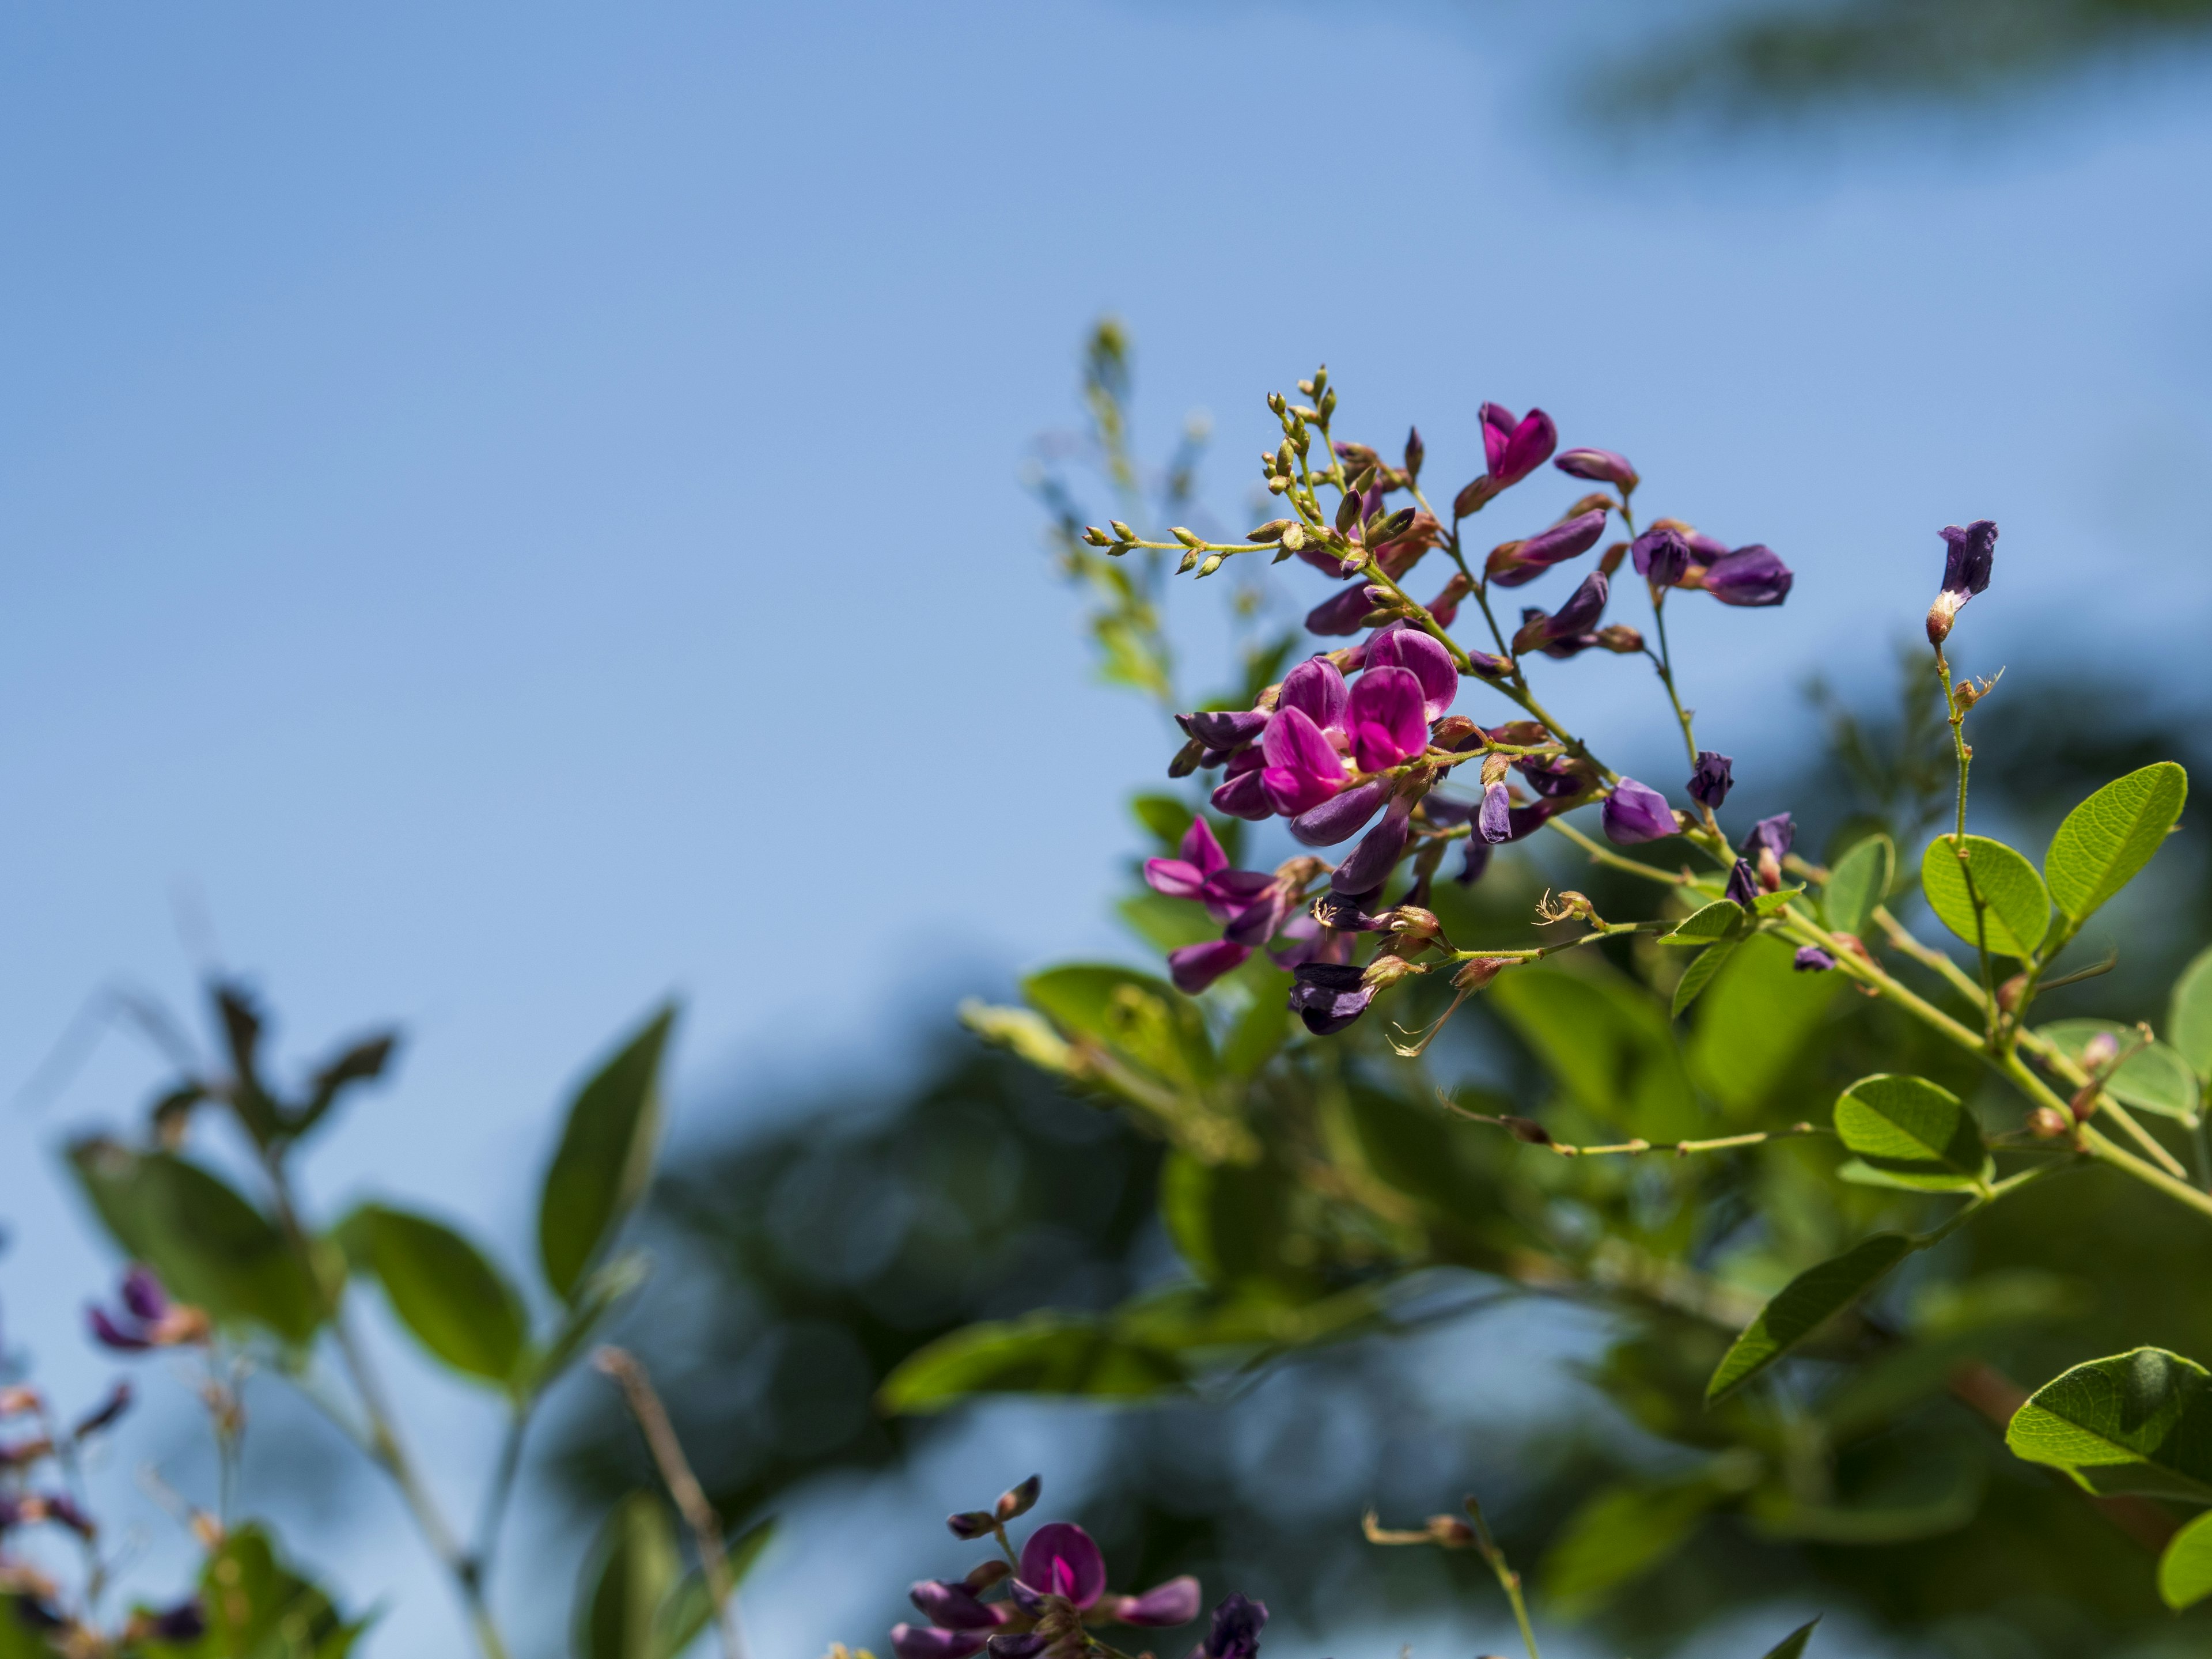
1341;1082;1500;1221
1158;1150;1298;1289
1831;1073;1990;1191
67;1140;323;1345
1130;793;1196;853
578;1493;681;1659
1823;833;1894;937
2159;1508;2212;1610
1671;941;1737;1018
1759;1619;1820;1659
1491;966;1703;1141
1751;885;1806;918
355;1204;529;1389
0;1600;49;1659
528;1250;652;1396
2171;944;2212;1083
2037;1019;2202;1123
1660;899;1744;945
1688;934;1840;1121
1024;965;1217;1090
1117;892;1221;952
1919;834;2049;958
1539;1478;1721;1613
651;1520;776;1659
1706;1233;1914;1403
877;1310;1187;1413
539;1003;677;1304
165;1525;368;1659
2006;1346;2212;1502
2044;761;2188;922
1221;971;1294;1077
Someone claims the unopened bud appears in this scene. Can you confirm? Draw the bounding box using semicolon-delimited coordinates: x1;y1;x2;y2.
1430;714;1478;749
1291;403;1321;423
1479;754;1509;787
1319;387;1336;419
995;1474;1042;1521
1281;523;1307;551
1196;554;1225;578
1248;520;1293;543
1996;972;2027;1012
1081;525;1111;547
1426;1516;1475;1547
1362;953;1428;989
1167;737;1207;779
2082;1032;2121;1072
965;1560;1013;1592
948;1510;997;1540
1176;548;1199;575
1563;491;1614;520
1499;1114;1552;1145
1428;571;1473;627
1170;526;1203;549
1404;425;1425;480
1296;378;1316;397
1267;391;1287;416
2028;1106;2071;1139
1597;540;1628;576
1108;520;1134;543
1452;957;1506;993
1926;590;1963;647
1267;475;1291;496
1595;624;1644;654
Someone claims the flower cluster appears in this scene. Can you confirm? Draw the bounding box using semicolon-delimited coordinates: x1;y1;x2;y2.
891;1476;1257;1659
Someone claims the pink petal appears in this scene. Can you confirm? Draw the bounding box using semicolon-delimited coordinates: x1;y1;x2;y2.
1262;706;1347;782
1344;666;1427;766
1277;657;1348;731
1111;1576;1202;1627
1365;624;1457;720
1179;816;1228;877
1019;1522;1108;1609
1143;858;1209;900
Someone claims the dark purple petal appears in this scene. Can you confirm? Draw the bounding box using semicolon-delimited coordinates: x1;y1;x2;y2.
1421;792;1476;827
1019;1522;1107;1610
1168;940;1253;995
1600;778;1677;845
1554;448;1638;490
1478;782;1513;844
1724;858;1759;907
1277;659;1349;733
1290;781;1389;846
1111;1577;1203;1628
947;1512;996;1540
1794;946;1837;972
1479;403;1517;473
1219;887;1291;948
1687;751;1734;809
1144;858;1210;901
1551;570;1609;635
1288;964;1374;1035
148;1600;207;1642
1505;801;1555;840
1466;647;1512;676
120;1268;168;1323
86;1308;150;1353
1177;710;1268;751
1211;768;1273;822
1363;624;1457;720
1630;527;1693;588
1482;406;1556;485
1345;666;1428;771
985;1637;1047;1659
1513;755;1585;799
1179;817;1228;878
1740;813;1796;864
892;1624;988;1659
911;1581;1006;1631
1489;508;1608;588
1312;889;1387;931
1939;519;1998;599
1304;584;1385;637
1703;546;1793;607
1198;1593;1269;1659
1332;804;1412;893
1457;840;1493;886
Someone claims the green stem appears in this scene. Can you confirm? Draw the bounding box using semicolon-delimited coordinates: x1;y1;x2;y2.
1465;1497;1541;1659
1543;817;1692;887
1650;596;1700;770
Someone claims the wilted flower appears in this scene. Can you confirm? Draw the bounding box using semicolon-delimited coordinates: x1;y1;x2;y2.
1554;448;1638;491
1741;812;1795;889
1687;751;1734;809
1701;545;1793;607
1196;1594;1268;1659
1486;508;1608;588
1631;526;1694;589
86;1268;207;1353
1600;778;1678;844
1289;963;1374;1034
1927;518;1997;646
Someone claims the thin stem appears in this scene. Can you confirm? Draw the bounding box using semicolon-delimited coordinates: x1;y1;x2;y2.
472;1406;533;1591
2082;1123;2212;1222
1450;1106;1830;1160
1649;596;1700;770
596;1348;748;1659
1543;816;1693;887
1465;1497;1541;1659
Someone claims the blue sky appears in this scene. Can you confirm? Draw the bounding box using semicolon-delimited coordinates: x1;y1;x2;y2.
3;2;2211;1653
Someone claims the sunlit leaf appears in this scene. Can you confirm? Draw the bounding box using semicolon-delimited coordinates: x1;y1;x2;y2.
877;1310;1187;1413
1688;934;1838;1120
1024;965;1218;1093
539;1003;677;1304
1672;940;1737;1018
2037;1019;2200;1124
1831;1073;1989;1191
1823;832;1894;938
1660;899;1744;945
2006;1346;2212;1502
2159;1508;2212;1611
1920;834;2048;958
354;1203;529;1389
1707;1233;1914;1403
2043;762;2188;923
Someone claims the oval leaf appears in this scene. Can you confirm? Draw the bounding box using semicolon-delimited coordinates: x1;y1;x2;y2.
2171;944;2212;1083
578;1493;681;1659
2044;761;2188;922
1661;899;1744;946
1671;940;1736;1018
2036;1019;2201;1123
2006;1346;2212;1502
360;1205;528;1388
1920;835;2049;958
539;1003;677;1304
2160;1508;2212;1611
1831;1073;1989;1191
1824;834;1894;938
1706;1233;1914;1404
877;1311;1186;1414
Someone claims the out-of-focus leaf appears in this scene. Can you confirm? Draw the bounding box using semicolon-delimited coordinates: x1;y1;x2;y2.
67;1140;321;1344
877;1310;1188;1413
1660;899;1744;945
1706;1233;1914;1403
1921;835;2049;958
1688;934;1838;1119
291;1031;399;1141
1758;1618;1820;1659
213;982;285;1148
2044;762;2188;923
157;1524;367;1659
652;1520;775;1659
1491;965;1703;1141
1831;1073;1990;1191
2037;1018;2201;1124
1341;1084;1498;1222
2171;943;2212;1083
0;1600;48;1659
1159;1150;1296;1289
1539;1478;1723;1612
2007;1346;2212;1502
1671;941;1736;1018
1823;833;1895;937
539;1003;676;1304
2158;1508;2212;1611
529;1251;652;1397
578;1493;681;1659
1025;966;1217;1091
1221;973;1294;1077
1749;1440;1983;1543
1130;793;1196;853
355;1203;529;1390
1118;892;1219;952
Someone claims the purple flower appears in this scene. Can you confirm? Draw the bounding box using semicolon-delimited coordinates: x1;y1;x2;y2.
1724;858;1759;907
1166;940;1252;995
1176;709;1268;755
1701;545;1793;607
1343;667;1429;772
1305;583;1387;637
1687;751;1733;809
1741;812;1795;889
1290;779;1391;847
143;1600;207;1642
1019;1522;1107;1608
1210;750;1272;821
1108;1576;1203;1627
1457;840;1492;885
1486;508;1608;589
1332;799;1413;893
1554;448;1638;491
1145;820;1294;992
1794;946;1836;972
1478;781;1513;844
1260;707;1348;817
1630;527;1694;589
1600;778;1677;844
1480;404;1557;487
1512;571;1609;657
1196;1594;1268;1659
892;1626;988;1659
984;1638;1047;1659
1289;963;1374;1035
86;1267;204;1353
1928;518;1997;645
1513;754;1586;799
911;1581;1008;1631
1362;623;1458;720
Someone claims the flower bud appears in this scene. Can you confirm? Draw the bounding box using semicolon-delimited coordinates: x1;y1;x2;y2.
1793;946;1836;972
965;1560;1013;1592
2081;1032;2120;1072
1108;520;1134;543
948;1510;997;1540
1687;751;1733;809
1361;953;1427;989
1597;540;1628;575
995;1474;1042;1521
1595;624;1643;653
1554;448;1639;491
1404;425;1425;480
1996;972;2027;1012
2028;1105;2071;1138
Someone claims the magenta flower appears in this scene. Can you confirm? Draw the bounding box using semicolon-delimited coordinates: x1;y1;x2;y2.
1165;940;1251;995
86;1268;206;1352
892;1626;988;1659
1555;448;1638;491
1480;404;1557;487
1487;508;1609;589
1343;667;1429;771
1688;751;1733;809
1362;623;1458;719
1702;545;1793;607
1145;820;1294;993
1601;778;1679;844
1305;583;1387;637
1107;1577;1202;1627
1260;707;1348;816
1210;749;1271;821
1927;518;1997;645
1018;1522;1107;1607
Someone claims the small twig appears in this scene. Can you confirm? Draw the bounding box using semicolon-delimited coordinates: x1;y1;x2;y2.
595;1347;747;1659
1464;1497;1541;1659
1444;1094;1830;1159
